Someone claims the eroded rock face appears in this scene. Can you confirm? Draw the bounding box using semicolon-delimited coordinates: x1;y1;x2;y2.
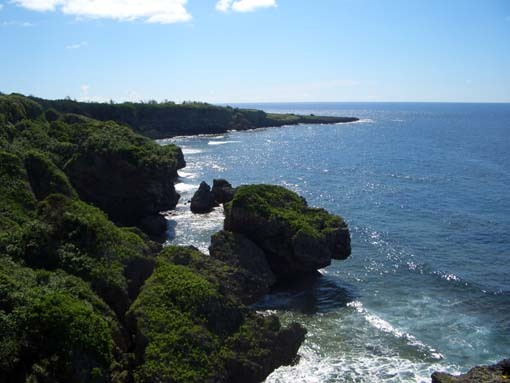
65;140;184;236
432;359;510;383
223;316;306;383
139;214;168;241
67;152;181;223
126;246;306;383
212;179;236;204
190;181;218;214
223;184;351;278
209;230;276;304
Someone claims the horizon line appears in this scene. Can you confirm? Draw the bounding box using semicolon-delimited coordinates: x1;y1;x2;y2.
3;92;510;105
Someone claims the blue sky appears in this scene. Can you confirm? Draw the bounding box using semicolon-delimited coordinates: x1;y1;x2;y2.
0;0;509;103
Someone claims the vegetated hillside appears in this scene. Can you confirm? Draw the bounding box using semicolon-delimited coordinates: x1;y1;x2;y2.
30;95;358;139
0;93;306;383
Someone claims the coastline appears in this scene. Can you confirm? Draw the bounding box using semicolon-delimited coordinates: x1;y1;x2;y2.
1;93;507;382
0;93;354;382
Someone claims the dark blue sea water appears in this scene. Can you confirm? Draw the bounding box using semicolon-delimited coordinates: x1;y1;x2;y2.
159;102;510;382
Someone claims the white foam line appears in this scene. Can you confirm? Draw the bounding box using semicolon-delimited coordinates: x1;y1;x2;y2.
339;118;375;125
178;171;197;178
181;148;203;154
347;301;444;360
175;183;199;193
208;140;241;145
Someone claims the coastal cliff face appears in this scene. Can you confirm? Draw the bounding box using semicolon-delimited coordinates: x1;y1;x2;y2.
30;96;359;139
63;119;185;229
223;184;351;277
127;246;306;383
0;94;309;382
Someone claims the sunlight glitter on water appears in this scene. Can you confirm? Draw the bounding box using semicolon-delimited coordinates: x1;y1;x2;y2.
162;102;510;382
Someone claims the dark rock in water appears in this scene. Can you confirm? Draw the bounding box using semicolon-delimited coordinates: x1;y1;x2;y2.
209;230;276;304
139;214;167;240
212;178;236;204
432;359;510;383
190;181;218;214
224;184;351;278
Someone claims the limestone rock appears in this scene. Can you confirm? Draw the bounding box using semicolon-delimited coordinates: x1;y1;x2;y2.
212;179;236;204
190;181;218;214
432;359;510;383
209;230;276;304
224;184;351;278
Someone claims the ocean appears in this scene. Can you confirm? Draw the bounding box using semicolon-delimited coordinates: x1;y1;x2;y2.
158;102;510;382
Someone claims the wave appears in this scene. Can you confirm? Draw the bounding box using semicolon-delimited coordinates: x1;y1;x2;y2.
266;337;455;383
181;148;203;154
208;140;241;146
347;301;444;360
174;183;199;193
339;118;375;125
178;171;197;179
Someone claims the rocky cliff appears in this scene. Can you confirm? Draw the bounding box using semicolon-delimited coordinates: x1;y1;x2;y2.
30;95;359;139
222;184;351;278
0;94;310;383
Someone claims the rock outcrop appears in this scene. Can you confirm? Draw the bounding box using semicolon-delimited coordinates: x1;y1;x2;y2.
223;184;351;278
139;214;168;241
190;179;236;214
209;231;276;304
0;94;312;383
432;359;510;383
127;246;306;383
212;179;236;204
190;181;218;214
64;122;185;237
32;95;359;139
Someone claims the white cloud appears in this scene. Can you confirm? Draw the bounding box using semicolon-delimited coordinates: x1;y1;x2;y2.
216;0;276;13
215;0;231;12
66;40;87;49
11;0;60;11
12;0;192;24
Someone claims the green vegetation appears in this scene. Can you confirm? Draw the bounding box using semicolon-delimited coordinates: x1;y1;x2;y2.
0;259;115;382
70;119;184;169
128;246;304;383
265;112;354;125
0;93;174;380
0;93;306;382
0;150;37;225
24;150;78;200
227;184;344;238
29;95;357;139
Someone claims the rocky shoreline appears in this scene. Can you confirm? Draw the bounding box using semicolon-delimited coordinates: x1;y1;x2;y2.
0;93;506;382
0;93;354;382
432;359;510;383
30;95;359;139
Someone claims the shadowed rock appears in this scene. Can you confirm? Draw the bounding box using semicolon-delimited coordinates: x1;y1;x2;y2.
126;246;306;383
212;179;236;204
224;184;351;278
209;230;276;304
190;181;218;214
139;214;168;241
64;123;184;238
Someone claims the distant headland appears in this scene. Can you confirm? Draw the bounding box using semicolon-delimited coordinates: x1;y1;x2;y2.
29;95;359;139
